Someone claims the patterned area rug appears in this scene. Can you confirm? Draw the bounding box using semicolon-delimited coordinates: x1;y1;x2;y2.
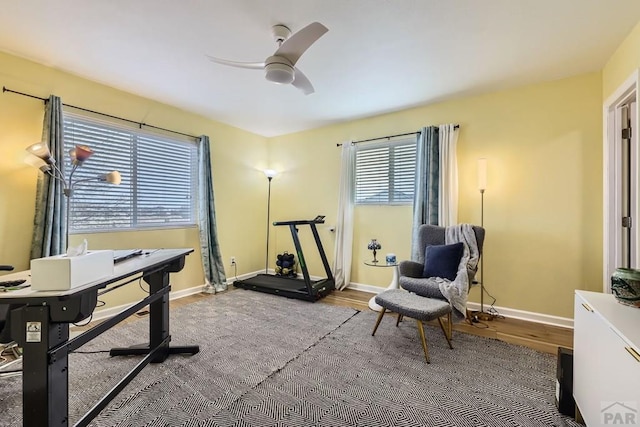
0;290;581;426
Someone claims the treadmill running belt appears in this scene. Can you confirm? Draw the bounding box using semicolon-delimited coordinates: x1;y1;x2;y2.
233;273;334;302
240;274;308;292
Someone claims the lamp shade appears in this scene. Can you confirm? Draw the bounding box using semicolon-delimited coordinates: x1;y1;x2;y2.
367;239;381;250
477;158;487;191
24;155;51;172
71;145;94;163
264;169;277;179
26;142;53;164
100;170;122;185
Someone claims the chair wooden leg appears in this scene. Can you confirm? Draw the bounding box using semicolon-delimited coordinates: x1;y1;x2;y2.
437;313;453;349
415;319;430;363
395;313;403;327
372;308;386;336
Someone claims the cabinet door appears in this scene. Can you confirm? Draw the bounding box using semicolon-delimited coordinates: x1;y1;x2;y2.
574;294;609;424
574;294;640;425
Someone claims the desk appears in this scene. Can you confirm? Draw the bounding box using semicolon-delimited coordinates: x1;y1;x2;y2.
0;248;197;427
364;261;399;311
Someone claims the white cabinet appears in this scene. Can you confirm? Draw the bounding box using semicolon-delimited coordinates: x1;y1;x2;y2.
574;291;640;426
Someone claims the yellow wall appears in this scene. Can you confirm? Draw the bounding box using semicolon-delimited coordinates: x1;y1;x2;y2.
269;72;603;319
0;47;607;319
603;20;640;98
0;51;268;308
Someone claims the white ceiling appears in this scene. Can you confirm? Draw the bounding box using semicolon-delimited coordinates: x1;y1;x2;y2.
1;1;640;137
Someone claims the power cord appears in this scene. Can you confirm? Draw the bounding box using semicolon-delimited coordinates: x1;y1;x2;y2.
72;314;93;327
470;318;490;329
468;283;503;326
71;299;105;327
0;344;22;377
0;344;9;364
138;277;149;293
482;286;503;318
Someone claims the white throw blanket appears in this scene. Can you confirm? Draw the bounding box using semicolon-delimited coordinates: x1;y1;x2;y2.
437;224;479;321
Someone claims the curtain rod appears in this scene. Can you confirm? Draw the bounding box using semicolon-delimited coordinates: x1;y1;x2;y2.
2;86;199;140
336;125;459;147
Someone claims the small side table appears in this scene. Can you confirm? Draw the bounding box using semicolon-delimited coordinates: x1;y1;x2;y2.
365;261;399;311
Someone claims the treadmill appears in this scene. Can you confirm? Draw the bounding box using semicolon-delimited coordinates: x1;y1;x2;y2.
233;215;335;301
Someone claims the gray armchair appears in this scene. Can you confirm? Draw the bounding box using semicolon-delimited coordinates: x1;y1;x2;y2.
399;224;485;308
371;225;485;362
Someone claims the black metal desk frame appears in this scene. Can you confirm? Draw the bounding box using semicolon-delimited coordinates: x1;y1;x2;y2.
0;249;198;426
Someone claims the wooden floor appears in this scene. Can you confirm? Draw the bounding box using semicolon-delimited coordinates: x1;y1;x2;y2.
321;288;573;355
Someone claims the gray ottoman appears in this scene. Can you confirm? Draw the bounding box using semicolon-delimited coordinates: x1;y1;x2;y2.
371;289;453;363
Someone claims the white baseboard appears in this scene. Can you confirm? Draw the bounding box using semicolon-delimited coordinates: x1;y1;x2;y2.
90;271;259;323
90;283;206;322
464;301;573;329
91;268;266;322
347;282;573;329
225;270;267;283
347;281;388;295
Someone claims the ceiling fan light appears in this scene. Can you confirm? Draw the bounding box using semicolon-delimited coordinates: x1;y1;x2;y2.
265;62;294;84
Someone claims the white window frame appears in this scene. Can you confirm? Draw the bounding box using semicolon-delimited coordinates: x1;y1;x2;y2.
63;110;198;233
354;138;417;205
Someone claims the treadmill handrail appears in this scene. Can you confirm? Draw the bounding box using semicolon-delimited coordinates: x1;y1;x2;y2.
273;217;325;226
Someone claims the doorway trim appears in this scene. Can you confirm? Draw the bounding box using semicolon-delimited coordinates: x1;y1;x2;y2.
603;69;640;292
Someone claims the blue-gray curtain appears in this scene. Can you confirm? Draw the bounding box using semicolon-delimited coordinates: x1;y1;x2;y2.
197;135;227;292
30;95;66;259
410;126;439;260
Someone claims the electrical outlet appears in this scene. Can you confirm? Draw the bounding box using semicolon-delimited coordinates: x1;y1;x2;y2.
230;257;236;265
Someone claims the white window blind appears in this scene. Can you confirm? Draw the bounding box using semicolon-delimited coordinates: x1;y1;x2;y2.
355;138;417;204
63;111;197;232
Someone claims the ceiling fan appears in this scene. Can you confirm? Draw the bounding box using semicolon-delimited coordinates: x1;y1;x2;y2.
207;22;328;95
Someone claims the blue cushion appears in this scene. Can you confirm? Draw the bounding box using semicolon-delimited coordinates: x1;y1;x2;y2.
422;242;464;281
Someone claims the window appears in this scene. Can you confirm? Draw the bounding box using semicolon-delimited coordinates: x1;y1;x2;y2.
355;138;417;204
63;111;198;232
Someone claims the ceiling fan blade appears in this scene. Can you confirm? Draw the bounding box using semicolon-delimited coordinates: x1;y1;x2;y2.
292;68;315;95
206;55;265;70
275;22;328;66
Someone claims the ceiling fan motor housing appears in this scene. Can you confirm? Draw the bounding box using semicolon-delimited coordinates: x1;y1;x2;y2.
271;24;291;44
264;55;294;84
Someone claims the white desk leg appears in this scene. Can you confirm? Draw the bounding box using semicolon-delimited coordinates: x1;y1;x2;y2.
368;265;399;311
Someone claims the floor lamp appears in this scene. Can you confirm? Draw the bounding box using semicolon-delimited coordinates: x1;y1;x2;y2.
264;169;277;273
26;142;121;251
476;158;494;321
